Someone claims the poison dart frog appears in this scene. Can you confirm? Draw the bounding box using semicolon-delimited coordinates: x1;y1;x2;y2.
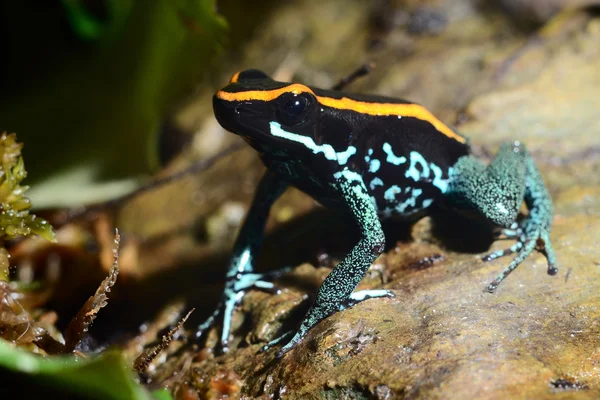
199;69;557;358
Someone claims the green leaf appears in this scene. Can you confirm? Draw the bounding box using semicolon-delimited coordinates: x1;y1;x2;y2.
151;389;174;400
0;339;156;400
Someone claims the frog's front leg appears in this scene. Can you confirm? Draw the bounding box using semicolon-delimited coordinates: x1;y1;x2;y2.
274;170;394;358
195;170;288;352
448;142;556;293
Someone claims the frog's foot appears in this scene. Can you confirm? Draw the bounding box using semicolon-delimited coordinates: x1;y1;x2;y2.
270;289;394;358
195;267;292;353
484;221;557;293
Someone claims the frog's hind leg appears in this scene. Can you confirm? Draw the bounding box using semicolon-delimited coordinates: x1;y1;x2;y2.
449;142;556;293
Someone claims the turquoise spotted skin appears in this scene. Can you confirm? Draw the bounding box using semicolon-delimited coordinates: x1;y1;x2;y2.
200;69;557;358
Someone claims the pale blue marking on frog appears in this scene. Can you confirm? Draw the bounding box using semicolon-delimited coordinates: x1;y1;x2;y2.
368;159;381;173
333;169;362;184
333;169;380;212
383;143;407;166
370;177;384;191
430;164;451;193
378;184;426;216
221;271;277;345
422;199;434;208
365;149;381;173
404;188;422;209
271;122;356;165
394;188;423;213
405;151;430;181
384;185;401;202
347;289;391;302
226;248;252;278
337;146;358;165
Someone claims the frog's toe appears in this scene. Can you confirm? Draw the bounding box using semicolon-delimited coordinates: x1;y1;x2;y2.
195;308;220;340
538;231;558;275
193;291;243;354
275;329;305;358
259;330;293;354
342;289;395;309
482;241;523;262
248;266;293;293
195;306;229;351
231;267;292;295
494;224;523;240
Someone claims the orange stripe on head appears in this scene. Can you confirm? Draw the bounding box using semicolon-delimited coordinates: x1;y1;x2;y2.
216;84;315;102
316;96;466;143
229;71;241;83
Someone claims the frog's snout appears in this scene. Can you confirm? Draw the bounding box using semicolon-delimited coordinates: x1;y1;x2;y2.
212;94;236;129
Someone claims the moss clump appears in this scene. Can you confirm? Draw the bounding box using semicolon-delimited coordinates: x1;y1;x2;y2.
0;132;55;279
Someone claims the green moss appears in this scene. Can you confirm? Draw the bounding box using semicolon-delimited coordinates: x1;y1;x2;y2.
0;132;55;243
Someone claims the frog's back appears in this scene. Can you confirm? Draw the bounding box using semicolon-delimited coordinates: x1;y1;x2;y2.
311;87;470;217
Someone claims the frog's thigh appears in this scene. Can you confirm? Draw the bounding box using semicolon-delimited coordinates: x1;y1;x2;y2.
450;143;527;227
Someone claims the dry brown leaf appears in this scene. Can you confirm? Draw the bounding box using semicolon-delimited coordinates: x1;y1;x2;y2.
63;229;121;353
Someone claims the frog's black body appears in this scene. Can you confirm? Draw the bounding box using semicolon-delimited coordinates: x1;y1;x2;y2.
215;72;469;219
200;69;557;358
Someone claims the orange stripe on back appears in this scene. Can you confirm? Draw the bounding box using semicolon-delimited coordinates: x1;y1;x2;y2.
317;96;466;143
215;86;466;143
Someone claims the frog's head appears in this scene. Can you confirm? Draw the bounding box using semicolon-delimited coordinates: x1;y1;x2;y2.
213;69;320;154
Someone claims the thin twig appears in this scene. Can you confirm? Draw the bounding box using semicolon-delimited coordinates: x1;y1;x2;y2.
332;62;376;91
58;142;245;225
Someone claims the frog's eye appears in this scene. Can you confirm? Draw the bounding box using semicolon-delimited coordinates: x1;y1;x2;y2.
277;93;312;126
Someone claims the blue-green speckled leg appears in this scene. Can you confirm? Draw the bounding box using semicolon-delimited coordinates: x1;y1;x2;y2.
274;170;394;358
195;170;289;352
449;142;556;293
